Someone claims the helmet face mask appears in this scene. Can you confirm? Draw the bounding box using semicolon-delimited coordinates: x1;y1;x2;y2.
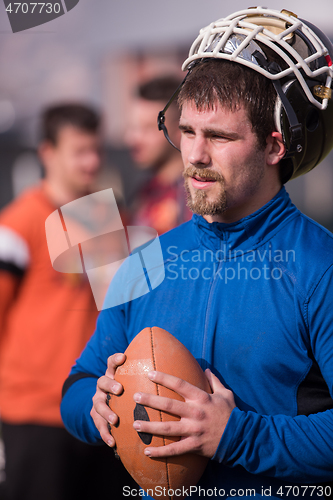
183;8;332;108
179;7;333;181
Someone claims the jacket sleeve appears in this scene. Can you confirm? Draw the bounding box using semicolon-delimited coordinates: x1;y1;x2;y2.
213;266;333;482
0;225;29;339
0;272;21;339
60;302;129;444
60;242;157;443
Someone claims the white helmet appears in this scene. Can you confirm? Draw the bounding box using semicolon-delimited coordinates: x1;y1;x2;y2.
159;7;333;182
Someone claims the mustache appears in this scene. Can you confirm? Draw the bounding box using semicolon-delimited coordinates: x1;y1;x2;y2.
182;166;224;182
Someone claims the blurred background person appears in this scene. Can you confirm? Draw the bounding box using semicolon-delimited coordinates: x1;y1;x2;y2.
0;103;135;500
125;75;192;234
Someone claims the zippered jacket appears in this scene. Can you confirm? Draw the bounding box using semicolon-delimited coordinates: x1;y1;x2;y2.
61;187;333;498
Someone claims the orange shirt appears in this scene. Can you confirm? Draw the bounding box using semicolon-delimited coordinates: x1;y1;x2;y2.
0;186;98;426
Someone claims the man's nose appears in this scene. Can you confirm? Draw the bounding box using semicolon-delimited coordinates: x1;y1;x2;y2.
188;137;210;167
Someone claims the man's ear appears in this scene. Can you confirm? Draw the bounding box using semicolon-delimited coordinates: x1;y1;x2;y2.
38;141;55;171
265;132;286;166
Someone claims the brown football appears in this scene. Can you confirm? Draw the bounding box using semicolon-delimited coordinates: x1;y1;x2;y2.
109;326;211;500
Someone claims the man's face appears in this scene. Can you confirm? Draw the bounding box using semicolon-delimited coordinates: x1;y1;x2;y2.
44;125;101;194
125;99;179;169
180;101;271;223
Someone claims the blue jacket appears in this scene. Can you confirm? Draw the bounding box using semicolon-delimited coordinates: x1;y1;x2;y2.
61;187;333;499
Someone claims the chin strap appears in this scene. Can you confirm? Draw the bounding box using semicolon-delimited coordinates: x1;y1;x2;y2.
158;70;195;152
253;51;303;157
158;109;180;152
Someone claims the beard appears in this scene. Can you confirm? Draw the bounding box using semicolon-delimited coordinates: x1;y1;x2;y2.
182;166;227;216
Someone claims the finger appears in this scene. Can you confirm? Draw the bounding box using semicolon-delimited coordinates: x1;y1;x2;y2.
90;406;115;447
205;368;225;393
148;371;207;401
133;419;184;437
205;369;235;404
106;353;126;378
98;375;123;396
93;391;119;426
134;392;189;417
143;438;195;458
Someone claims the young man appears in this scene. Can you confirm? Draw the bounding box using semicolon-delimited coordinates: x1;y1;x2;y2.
0;104;135;500
125;76;191;234
61;8;333;499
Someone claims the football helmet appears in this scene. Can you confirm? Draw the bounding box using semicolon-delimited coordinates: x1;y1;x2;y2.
159;7;333;182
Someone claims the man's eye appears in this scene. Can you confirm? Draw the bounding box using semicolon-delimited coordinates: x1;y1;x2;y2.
212;135;228;141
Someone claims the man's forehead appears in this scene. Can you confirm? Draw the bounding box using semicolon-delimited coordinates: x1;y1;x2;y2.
54;125;100;147
179;100;248;125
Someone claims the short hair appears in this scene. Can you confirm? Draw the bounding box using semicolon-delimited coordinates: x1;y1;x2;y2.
178;59;277;150
41;103;100;145
137;75;182;104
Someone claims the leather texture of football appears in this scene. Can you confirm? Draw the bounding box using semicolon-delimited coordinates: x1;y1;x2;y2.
110;326;211;500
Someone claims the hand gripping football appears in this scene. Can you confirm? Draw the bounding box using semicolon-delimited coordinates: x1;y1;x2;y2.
109;326;211;500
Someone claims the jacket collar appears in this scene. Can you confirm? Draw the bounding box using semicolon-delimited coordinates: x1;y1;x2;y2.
192;187;298;254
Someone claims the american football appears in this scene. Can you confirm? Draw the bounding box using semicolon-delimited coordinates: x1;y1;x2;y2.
109;326;211;499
